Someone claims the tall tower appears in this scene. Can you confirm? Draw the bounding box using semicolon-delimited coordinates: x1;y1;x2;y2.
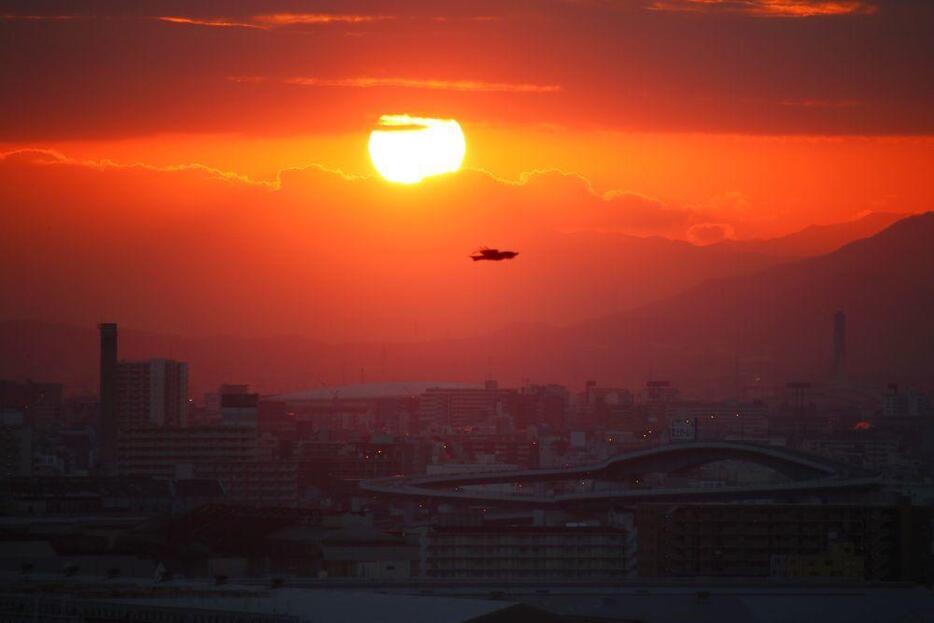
831;311;846;383
99;322;118;473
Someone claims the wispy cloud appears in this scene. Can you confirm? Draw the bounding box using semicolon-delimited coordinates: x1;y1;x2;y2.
283;76;562;94
0;148;278;189
429;15;503;23
227;76;268;84
157;13;394;30
253;13;392;26
157;16;266;30
647;0;877;18
687;222;736;244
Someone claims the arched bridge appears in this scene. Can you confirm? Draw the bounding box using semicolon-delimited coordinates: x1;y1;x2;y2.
419;441;847;487
361;441;875;507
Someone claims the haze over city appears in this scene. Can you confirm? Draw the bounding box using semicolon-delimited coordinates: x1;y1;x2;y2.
1;2;933;622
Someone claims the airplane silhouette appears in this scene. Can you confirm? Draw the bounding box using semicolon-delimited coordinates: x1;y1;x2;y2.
470;247;519;262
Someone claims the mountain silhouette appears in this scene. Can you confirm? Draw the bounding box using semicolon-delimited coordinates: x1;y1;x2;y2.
712;211;906;258
561;210;934;391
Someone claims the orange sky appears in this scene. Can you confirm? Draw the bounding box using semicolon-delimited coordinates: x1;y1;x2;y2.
1;0;932;341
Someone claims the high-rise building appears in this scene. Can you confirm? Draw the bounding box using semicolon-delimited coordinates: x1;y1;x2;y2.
832;310;847;382
115;359;189;429
99;322;118;472
219;384;259;428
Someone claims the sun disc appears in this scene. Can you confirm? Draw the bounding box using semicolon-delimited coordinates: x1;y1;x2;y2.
368;115;466;184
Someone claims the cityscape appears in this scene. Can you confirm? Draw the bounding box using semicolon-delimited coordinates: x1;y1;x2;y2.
2;1;934;622
2;309;933;621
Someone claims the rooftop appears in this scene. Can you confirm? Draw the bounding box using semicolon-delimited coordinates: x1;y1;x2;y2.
273;382;481;402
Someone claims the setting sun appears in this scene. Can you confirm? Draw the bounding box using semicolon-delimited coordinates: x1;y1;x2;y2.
367;114;466;184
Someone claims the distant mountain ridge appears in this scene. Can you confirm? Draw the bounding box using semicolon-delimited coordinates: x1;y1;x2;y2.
712;211;905;258
562;210;934;390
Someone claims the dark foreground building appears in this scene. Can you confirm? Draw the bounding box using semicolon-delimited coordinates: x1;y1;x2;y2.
636;502;933;582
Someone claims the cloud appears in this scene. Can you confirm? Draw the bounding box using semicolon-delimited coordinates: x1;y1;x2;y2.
4;1;928;138
647;0;877;18
601;190;695;232
700;191;752;220
0;147;278;189
157;16;266;29
687;222;736;244
282;77;562;94
252;13;392;26
226;75;267;84
0;149;686;237
429;15;503;23
156;13;394;30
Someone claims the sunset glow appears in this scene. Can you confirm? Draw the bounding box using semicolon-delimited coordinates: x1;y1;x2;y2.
0;0;931;345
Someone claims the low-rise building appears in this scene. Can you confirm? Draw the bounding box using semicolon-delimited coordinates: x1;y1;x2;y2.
0;410;31;477
117;426;296;505
636;502;933;582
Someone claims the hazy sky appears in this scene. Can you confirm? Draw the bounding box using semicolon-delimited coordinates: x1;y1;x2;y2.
1;0;932;339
